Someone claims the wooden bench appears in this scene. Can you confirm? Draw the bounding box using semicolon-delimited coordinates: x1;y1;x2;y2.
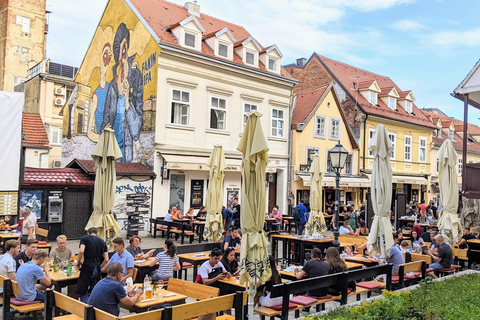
176;242;221;280
167;278;220;299
162;291;246;320
121;309;162;320
150;218;197;244
44;289;92;320
452;248;468;270
1;277;44;320
394;261;426;288
92;307;120;320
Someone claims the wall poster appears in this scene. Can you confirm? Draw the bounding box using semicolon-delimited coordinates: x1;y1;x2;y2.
226;187;239;210
169;174;185;212
190;180;204;209
19;190;42;219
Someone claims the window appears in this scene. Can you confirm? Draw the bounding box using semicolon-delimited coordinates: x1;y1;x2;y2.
404;135;412;161
314;115;326;139
306;147;319;166
388;97;396;110
469;159;474;163
369;92;376;105
84;99;89;133
171;89;190;125
210;97;226;130
329;117;340;140
459;158;463;175
449;129;454;140
368;129;375;156
51;127;62;145
246;51;255;65
344;153;353;175
388;133;396;159
268;58;277;71
436;158;439;173
326;149;333;173
218;43;228;57
419;137;427;162
436;128;442;138
243;103;257;129
21;47;28;62
12;76;26;85
405;101;412;113
16;15;30;34
184;33;196;48
271;109;284;137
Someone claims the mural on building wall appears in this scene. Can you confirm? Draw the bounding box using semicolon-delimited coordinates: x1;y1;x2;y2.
114;178;152;220
62;0;159;170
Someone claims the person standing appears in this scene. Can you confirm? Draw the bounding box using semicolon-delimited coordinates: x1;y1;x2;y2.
294;200;307;235
49;235;73;262
76;227;109;303
418;200;427;215
19;208;35;244
102;238;134;284
15;250;51;303
232;198;241;229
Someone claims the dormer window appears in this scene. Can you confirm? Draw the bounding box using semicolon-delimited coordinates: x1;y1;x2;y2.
260;44;283;74
436;128;442;138
208;28;235;60
369;92;377;105
236;36;261;67
171;15;205;51
185;32;196;48
405;101;412;113
388;97;396;110
268;58;277;71
218;43;228;57
449;129;454;140
246;51;255;65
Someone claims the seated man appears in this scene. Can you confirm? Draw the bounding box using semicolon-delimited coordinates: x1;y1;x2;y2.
0;240;21;280
457;227;476;249
14;238;38;271
126;235;154;258
164;209;180;222
50;235;73;262
15;250;50;303
386;232;405;275
427;234;453;279
222;228;241;253
195;248;230;286
295;248;330;297
421;227;433;242
269;205;283;231
101;238;134;283
89;263;142;316
339;220;354;235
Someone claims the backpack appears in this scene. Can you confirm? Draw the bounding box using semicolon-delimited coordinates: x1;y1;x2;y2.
293;205;303;221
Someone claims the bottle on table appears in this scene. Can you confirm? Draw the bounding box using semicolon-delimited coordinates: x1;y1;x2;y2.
53;257;59;272
144;275;152;299
66;259;72;277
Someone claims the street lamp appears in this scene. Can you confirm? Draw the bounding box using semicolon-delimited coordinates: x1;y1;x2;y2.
328;142;349;247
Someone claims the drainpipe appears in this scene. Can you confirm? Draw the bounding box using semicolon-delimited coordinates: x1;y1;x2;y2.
39;147;51;168
287;92;297;215
362;114;368;171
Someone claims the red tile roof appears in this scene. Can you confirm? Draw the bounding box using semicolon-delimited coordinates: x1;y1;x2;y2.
22;167;94;187
129;0;292;78
66;159;156;177
398;91;411;99
286;54;436;129
421;109;480;135
292;85;329;125
22;113;50;148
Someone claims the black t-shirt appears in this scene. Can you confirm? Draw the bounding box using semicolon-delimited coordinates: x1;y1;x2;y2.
14;251;32;271
222;259;238;275
437;242;453;268
421;232;431;242
460;234;476;249
222;235;241;253
80;235;108;261
232;204;241;220
303;259;330;297
6;217;16;226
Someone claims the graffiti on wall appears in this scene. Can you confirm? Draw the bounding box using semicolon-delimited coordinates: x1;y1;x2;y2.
114;179;152;220
62;0;159;170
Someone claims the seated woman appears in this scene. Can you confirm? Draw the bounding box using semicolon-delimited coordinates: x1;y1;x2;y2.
149;239;181;281
221;247;240;276
196;206;207;219
254;255;282;307
355;221;369;236
325;247;348;294
340;245;354;258
410;230;424;253
185;208;195;220
126;236;154;259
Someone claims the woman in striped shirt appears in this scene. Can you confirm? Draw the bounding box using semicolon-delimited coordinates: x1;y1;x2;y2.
149;239;180;281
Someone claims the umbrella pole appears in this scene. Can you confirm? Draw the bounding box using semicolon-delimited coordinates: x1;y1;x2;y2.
247;280;255;319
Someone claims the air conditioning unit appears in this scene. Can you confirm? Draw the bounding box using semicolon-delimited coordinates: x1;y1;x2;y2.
54;98;65;106
53;160;62;168
55;87;65;96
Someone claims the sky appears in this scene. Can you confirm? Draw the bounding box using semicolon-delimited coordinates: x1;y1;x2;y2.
45;0;480;124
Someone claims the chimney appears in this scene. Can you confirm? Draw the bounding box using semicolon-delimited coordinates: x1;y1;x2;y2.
296;58;306;68
184;2;200;16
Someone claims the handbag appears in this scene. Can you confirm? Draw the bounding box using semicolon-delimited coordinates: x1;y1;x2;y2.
208;267;224;279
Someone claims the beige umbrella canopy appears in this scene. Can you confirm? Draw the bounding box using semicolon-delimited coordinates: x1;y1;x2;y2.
306;154;327;235
85;127;122;246
203;144;226;242
436;139;462;243
237;112;271;288
367;124;395;257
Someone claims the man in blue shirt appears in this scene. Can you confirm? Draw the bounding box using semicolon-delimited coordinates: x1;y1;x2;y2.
386;232;405;275
101;238;134;283
89;263;142;316
295;200;307;235
15;250;51;302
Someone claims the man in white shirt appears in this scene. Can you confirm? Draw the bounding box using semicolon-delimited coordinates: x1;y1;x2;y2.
339;220;354;235
0;240;21;280
196;248;230;286
25;204;38;223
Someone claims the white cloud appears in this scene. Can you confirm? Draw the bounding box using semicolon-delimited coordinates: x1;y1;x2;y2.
428;28;480;48
391;19;425;31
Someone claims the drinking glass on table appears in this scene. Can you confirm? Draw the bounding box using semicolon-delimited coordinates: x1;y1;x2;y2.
155;280;164;296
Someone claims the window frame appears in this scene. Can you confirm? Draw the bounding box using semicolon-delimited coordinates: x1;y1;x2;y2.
268;57;278;72
329;117;341;141
170;88;191;126
305;146;320;167
16;15;30;34
271;108;284;138
51;126;62;145
209;96;227;131
459;158;463;176
217;42;229;58
404;134;412;161
184;32;196;48
436;158;439;174
388;97;396;110
405;101;412;113
388;133;396;160
21;47;28;62
368;128;375;157
243;103;258;130
369;92;377;105
449;129;454;140
343;153;354;175
313;114;327;139
245;50;256;66
419;137;427;162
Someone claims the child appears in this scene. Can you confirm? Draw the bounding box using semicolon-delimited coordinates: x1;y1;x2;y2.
340;245;354;258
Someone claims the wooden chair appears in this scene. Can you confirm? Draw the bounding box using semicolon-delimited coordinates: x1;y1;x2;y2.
121;308;162;320
410;253;432;264
167;278;220;300
36;227;53;253
452;248;468;270
93;307;120;320
132;267;138;281
2;277;44;320
44;289;92;320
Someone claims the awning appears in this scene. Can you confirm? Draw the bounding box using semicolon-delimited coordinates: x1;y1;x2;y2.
162;154;276;172
391;175;428;185
299;174;370;188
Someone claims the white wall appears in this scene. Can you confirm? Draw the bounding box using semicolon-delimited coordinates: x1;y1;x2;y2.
25;148;50;168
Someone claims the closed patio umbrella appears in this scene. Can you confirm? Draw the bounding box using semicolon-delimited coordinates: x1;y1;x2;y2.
306;154;327;235
367;124;395;257
203;144;226;242
85;127;122;246
237;112;271;317
436;139;462;243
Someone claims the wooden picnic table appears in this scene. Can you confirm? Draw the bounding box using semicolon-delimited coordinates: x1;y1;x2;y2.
0;232;21;252
133;285;187;311
177;252;211;281
134;257;158;283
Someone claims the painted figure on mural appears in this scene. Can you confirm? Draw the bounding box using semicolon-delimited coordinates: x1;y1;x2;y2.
101;23;143;162
94;43;112;133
